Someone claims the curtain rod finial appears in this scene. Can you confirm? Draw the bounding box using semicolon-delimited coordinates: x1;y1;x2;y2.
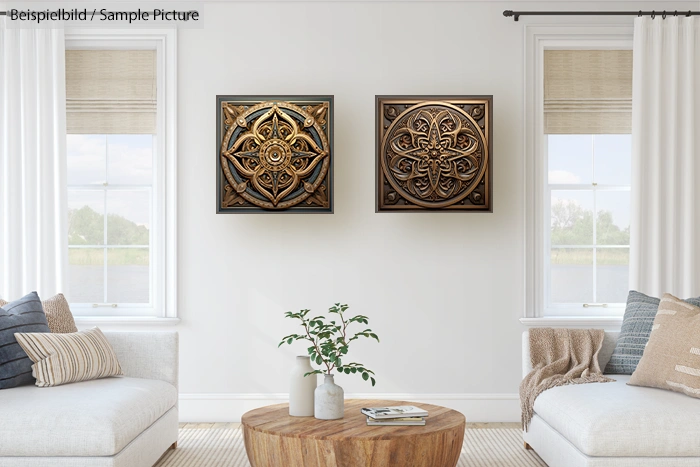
503;10;520;21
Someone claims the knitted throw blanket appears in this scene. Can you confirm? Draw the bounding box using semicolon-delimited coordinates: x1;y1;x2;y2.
520;328;615;431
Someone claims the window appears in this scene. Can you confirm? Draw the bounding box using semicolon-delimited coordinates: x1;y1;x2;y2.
67;134;154;309
542;50;632;316
64;30;177;319
523;26;634;320
547;134;631;311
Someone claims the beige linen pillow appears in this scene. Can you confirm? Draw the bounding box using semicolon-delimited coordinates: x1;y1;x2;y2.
0;293;77;333
14;327;123;387
629;293;700;398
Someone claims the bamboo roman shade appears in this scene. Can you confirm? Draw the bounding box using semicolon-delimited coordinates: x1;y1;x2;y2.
544;50;632;134
66;50;156;134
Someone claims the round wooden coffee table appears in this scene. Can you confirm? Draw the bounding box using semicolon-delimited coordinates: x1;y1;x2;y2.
241;399;465;467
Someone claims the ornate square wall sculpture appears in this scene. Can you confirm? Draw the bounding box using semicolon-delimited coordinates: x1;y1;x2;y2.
217;96;333;213
376;96;492;212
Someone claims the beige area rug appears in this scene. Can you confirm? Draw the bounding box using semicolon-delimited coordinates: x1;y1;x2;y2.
155;424;546;467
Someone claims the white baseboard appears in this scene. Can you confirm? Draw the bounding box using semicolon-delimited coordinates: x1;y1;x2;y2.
179;393;520;423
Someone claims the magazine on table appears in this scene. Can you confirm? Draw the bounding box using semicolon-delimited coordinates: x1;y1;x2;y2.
366;417;426;426
360;405;428;420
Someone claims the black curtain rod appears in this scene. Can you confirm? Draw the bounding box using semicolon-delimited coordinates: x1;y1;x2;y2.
504;10;700;22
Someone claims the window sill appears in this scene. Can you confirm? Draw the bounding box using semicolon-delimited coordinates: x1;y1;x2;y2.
520;316;622;330
74;316;180;326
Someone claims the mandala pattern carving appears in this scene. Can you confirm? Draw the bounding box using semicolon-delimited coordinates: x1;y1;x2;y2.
377;97;492;212
218;97;333;213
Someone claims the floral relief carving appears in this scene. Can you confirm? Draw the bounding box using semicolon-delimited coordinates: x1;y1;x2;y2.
377;97;492;212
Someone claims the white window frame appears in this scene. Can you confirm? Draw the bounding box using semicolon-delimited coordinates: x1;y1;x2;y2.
522;25;632;328
65;29;178;324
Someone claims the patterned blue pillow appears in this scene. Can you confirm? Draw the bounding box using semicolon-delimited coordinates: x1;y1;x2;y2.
0;292;50;389
605;291;700;374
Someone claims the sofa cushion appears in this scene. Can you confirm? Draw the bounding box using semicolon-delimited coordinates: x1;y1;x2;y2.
16;327;123;387
533;375;700;457
40;293;78;333
0;293;78;333
0;376;177;456
629;294;700;399
0;292;51;389
605;290;700;375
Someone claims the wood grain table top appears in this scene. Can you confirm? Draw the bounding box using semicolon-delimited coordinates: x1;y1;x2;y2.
241;399;466;441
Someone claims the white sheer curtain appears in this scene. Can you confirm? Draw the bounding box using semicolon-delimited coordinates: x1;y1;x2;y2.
0;20;68;300
630;17;700;297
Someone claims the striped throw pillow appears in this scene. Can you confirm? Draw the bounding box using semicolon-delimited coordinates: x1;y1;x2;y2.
14;327;123;387
0;293;77;334
629;294;700;398
0;292;51;389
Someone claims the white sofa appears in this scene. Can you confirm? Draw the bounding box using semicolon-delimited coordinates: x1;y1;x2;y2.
0;331;179;467
522;331;700;467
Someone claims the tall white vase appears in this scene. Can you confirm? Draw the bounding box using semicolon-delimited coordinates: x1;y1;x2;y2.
289;356;316;417
314;374;344;420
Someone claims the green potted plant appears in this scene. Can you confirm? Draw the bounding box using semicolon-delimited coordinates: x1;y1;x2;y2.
279;303;380;420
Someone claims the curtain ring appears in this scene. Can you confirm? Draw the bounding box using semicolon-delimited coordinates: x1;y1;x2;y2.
638;10;642;17
674;10;678;17
662;11;667;19
687;11;692;17
651;11;655;19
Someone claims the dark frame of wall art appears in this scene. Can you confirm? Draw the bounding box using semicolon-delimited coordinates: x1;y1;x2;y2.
375;95;493;212
216;95;334;214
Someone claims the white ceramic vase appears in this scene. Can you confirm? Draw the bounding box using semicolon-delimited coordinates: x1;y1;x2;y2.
314;374;344;420
289;356;317;417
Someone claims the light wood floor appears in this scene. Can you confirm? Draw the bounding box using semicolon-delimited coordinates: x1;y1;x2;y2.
180;422;520;429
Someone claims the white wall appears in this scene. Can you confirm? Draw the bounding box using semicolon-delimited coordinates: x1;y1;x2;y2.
107;0;696;422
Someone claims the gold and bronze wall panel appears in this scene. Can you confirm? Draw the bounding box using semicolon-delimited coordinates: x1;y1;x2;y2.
217;96;333;213
376;96;492;212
